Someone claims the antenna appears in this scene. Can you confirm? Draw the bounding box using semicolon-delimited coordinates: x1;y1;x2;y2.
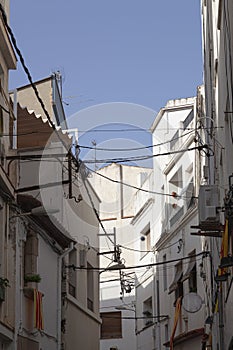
91;140;97;171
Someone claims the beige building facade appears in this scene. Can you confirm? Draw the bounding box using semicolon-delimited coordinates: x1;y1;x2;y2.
0;1;17;348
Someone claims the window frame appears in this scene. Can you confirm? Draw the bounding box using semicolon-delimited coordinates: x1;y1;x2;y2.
100;311;122;339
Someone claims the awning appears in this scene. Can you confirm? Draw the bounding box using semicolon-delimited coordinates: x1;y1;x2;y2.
181;256;196;282
168;267;183;294
163;327;204;347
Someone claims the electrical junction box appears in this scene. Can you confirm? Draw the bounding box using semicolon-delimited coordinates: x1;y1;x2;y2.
198;185;219;223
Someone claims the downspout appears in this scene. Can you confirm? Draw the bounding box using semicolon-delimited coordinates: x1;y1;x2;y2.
156;278;161;350
57;242;74;350
13;216;20;350
153;259;161;350
12;89;17;150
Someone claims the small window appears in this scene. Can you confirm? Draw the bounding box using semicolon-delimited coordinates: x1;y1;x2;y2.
140;224;151;258
168;261;182;294
165;324;169;350
24;230;38;284
168;261;183;304
100;312;122;339
68;249;77;297
181;251;197;293
163;254;167;291
143;297;153;327
87;262;94;311
0;108;3;135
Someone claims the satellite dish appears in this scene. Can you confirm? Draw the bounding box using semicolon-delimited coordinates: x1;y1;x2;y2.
182;292;203;313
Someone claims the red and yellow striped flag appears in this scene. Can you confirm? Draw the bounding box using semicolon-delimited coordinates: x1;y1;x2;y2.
170;296;182;349
218;219;229;276
34;289;44;330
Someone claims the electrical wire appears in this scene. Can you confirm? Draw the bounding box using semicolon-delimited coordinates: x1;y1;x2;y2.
100;315;168;320
85;165;197;199
78;129;195;152
1;6;211;288
66;251;209;271
82;144;208;164
0;7;116;261
71;126;222;133
0;4;80;170
0;104;10;114
77;127;222;153
81;172;115;246
0;5;118;260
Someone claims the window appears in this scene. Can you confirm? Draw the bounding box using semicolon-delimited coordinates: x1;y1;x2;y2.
0;107;3;136
100;312;122;339
87;262;94;311
68;249;77;297
163;254;167;291
24;230;38;283
169;168;183;200
143;297;153;327
181;250;197;293
140;224;151;258
165;324;169;350
0;72;4;136
168;261;183;304
185;178;195;210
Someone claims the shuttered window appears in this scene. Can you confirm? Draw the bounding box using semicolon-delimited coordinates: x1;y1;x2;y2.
100;311;122;339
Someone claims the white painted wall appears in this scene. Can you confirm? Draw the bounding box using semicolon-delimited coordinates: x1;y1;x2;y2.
92;164;152;350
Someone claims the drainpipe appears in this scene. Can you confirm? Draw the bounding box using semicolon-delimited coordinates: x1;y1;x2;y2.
13;89;17;150
57;242;74;350
218;285;225;350
153;260;161;350
13;216;20;350
156;278;161;350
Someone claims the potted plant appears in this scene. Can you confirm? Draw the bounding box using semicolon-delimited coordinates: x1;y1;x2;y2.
0;277;10;302
24;274;41;284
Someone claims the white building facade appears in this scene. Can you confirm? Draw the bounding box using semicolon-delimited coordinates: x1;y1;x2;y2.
92;163;152;350
132;96;209;350
201;1;233;349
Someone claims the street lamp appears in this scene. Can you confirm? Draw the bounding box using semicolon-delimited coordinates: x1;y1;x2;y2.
115;305;135;312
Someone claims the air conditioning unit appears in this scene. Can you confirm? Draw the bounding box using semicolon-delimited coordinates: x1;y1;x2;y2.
198;185;219;223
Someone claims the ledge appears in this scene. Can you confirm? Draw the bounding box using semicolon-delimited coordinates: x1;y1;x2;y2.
163;327;204;347
23;287;44;300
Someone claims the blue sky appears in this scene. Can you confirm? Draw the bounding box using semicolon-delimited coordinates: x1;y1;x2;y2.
9;1;203;168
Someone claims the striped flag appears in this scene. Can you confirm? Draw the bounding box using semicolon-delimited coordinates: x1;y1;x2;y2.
34;289;44;330
218;219;229;276
170;296;182;349
214;219;229;313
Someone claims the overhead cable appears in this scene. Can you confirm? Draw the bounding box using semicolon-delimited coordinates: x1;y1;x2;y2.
85;165;197;199
66;251;209;271
0;4;79;168
82;144;209;164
